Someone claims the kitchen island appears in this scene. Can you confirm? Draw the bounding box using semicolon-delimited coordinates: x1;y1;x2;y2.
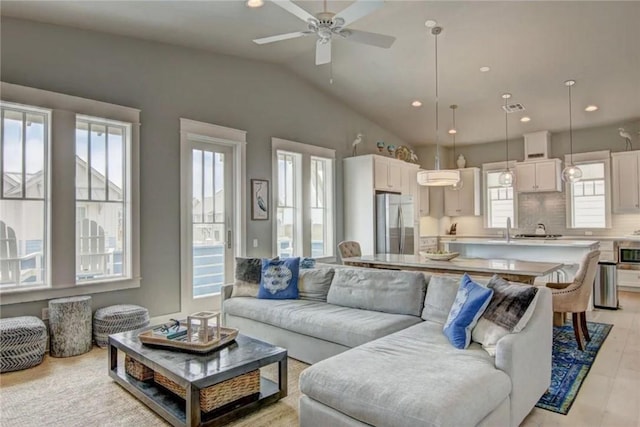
342;254;563;285
441;238;599;282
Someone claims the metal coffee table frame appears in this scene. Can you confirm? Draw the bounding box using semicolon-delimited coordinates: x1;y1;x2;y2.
108;330;287;427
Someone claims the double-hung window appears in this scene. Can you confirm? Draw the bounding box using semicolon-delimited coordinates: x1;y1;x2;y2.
75;116;131;282
0;103;50;289
483;161;517;229
273;138;335;259
566;151;611;229
1;82;139;304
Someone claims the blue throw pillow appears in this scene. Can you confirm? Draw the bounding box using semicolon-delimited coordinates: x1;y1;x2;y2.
300;257;316;269
443;274;494;349
258;257;300;299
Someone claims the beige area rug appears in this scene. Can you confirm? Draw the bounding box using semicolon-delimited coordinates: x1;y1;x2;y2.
0;348;307;427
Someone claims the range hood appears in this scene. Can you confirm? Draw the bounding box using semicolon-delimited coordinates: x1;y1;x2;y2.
523;131;551;161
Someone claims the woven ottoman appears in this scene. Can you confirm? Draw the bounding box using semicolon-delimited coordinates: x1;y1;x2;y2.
93;305;150;348
0;316;47;373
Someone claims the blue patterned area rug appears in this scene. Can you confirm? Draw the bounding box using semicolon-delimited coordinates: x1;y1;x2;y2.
535;321;613;415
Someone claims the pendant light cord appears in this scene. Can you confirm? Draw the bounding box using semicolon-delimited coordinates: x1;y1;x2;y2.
434;29;440;170
504;97;509;170
452;107;456;159
568;83;573;165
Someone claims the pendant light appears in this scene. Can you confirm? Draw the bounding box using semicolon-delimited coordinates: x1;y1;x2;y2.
417;26;461;187
450;104;464;190
561;80;582;182
498;93;515;187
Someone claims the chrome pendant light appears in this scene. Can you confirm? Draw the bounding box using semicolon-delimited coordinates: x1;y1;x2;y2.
498;93;515;187
417;26;461;187
450;104;464;190
561;80;582;182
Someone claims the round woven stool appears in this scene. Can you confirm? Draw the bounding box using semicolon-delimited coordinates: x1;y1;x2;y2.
49;296;92;357
93;304;150;348
0;316;47;373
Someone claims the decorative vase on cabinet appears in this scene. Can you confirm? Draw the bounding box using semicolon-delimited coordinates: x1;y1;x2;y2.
457;155;466;169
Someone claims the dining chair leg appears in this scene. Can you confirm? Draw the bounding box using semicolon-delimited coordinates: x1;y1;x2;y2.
579;312;591;342
572;312;584;351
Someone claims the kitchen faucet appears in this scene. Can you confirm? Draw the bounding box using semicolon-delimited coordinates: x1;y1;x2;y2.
506;217;511;243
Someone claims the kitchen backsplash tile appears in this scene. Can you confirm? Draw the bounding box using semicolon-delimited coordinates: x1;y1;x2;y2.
428;192;639;237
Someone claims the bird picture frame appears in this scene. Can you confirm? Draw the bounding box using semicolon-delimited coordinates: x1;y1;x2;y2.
251;179;269;220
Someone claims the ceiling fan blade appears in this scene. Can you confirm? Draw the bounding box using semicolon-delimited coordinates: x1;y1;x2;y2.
315;39;332;65
253;31;311;45
334;0;384;27
342;29;395;48
271;0;316;23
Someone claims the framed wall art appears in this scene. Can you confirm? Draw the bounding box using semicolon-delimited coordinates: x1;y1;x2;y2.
251;179;269;220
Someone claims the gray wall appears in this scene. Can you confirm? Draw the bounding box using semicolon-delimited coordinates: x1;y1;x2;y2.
0;18;408;317
455;120;640;168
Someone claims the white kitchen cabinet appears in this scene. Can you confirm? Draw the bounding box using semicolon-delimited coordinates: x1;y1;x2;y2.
612;150;640;213
444;168;481;216
515;159;562;192
344;155;419;255
618;269;640;289
374;156;403;191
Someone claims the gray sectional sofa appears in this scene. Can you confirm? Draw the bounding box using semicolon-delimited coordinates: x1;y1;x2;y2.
221;266;552;427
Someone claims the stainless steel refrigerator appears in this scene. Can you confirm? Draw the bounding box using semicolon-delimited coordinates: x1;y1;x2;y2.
376;193;415;254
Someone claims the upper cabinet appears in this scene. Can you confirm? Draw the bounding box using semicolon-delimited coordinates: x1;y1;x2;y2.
418;173;430;216
374;156;403;191
612;150;640;213
444;168;481;216
515;159;562;192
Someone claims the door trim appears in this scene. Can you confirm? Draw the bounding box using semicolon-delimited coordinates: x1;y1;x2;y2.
179;119;246;315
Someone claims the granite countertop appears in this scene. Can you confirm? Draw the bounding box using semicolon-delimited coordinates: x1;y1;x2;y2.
440;237;599;248
433;235;640;242
344;254;562;276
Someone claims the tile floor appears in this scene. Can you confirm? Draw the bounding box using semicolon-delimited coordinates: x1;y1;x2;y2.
521;291;640;427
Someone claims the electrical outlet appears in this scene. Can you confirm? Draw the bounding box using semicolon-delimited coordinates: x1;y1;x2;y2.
41;307;49;320
253;239;258;248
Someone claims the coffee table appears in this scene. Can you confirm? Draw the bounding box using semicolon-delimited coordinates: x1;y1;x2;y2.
108;329;287;427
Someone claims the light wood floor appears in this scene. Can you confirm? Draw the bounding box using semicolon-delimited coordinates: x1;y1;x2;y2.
522;290;640;427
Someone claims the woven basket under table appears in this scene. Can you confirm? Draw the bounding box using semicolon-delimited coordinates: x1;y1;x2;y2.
125;355;154;381
154;369;260;412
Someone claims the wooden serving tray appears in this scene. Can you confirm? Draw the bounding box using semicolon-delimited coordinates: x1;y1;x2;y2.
139;326;239;354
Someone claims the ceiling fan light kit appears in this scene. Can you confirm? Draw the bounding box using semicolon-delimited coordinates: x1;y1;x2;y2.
252;0;396;65
417;26;462;187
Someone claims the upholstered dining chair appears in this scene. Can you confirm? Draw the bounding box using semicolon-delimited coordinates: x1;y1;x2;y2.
545;250;600;351
337;241;362;262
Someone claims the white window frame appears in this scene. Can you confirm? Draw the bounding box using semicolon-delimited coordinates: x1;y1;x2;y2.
565;150;612;230
0;102;52;290
271;137;336;261
0;82;140;304
482;161;518;229
75;115;132;284
179;118;246;308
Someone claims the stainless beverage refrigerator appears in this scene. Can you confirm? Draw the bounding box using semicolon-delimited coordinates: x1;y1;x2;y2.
375;193;415;255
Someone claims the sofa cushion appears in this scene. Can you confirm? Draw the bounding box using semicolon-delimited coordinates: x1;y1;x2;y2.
258;257;300;299
298;268;335;302
421;275;460;323
327;268;426;316
223;298;422;348
300;321;511;427
443;274;494;349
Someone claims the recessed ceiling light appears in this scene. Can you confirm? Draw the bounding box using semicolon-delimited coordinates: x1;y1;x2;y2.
585;105;599;112
425;20;437;28
479;66;491;72
246;0;264;8
520;116;531;123
411;100;422;107
448;129;457;135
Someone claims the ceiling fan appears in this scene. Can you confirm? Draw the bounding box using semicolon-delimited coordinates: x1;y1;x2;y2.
253;0;395;65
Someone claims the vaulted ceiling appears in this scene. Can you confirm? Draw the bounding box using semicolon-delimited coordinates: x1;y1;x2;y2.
2;1;639;145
